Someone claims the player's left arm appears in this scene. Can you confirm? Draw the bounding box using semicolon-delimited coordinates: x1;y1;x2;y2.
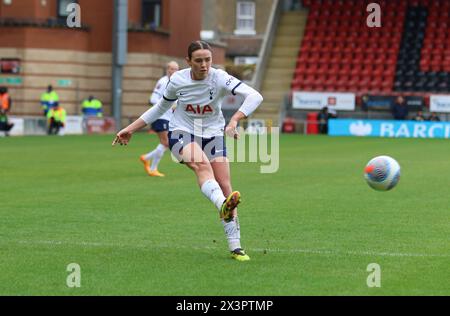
223;77;263;138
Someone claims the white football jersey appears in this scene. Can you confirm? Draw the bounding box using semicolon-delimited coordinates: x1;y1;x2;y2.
150;75;173;121
163;68;244;138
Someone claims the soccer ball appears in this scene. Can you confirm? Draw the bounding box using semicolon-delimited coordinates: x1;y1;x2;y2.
364;156;401;191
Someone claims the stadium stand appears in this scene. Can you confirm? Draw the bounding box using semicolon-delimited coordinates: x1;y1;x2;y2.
294;0;402;95
252;9;308;127
258;0;450;132
294;0;450;97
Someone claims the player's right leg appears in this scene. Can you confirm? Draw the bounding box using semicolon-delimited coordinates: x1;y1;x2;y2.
168;132;243;259
210;157;239;221
179;141;239;216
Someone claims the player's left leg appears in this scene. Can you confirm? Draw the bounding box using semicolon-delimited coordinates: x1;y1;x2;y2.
211;157;250;261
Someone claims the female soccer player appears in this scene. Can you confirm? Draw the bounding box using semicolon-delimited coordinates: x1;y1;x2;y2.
139;61;179;177
113;41;263;261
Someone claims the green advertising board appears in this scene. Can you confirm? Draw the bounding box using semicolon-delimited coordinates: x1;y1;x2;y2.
57;79;72;87
0;77;23;85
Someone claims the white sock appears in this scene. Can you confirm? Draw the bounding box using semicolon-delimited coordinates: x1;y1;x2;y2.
200;179;226;211
143;148;156;161
150;144;167;171
222;217;241;251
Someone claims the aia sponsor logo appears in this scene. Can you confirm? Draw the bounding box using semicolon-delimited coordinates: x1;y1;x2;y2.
185;104;213;115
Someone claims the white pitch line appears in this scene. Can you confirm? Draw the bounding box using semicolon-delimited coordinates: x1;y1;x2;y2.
250;247;450;258
4;239;449;258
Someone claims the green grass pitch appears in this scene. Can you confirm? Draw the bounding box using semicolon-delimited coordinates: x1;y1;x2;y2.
0;133;449;295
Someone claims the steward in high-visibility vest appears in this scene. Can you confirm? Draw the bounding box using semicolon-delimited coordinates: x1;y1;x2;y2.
47;105;66;135
82;96;103;117
0;87;13;135
0;86;11;112
41;85;59;116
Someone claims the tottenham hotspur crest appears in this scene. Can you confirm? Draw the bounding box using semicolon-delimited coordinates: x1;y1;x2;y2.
209;86;216;100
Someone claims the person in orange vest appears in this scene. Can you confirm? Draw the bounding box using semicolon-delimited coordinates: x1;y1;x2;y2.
47;103;66;135
0;87;14;136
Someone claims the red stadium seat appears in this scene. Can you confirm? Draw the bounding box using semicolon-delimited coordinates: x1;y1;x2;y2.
291;0;450;95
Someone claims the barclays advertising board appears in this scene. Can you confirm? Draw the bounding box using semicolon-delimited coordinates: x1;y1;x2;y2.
329;119;450;139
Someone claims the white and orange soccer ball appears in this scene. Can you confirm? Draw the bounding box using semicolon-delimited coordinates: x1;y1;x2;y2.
364;156;401;191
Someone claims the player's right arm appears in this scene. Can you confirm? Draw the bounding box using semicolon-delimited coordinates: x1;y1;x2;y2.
112;118;146;146
113;77;178;146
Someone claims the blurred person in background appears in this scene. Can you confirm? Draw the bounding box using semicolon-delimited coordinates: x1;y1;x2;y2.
428;112;441;122
317;106;330;134
41;85;59;116
0;87;14;136
47;103;66;136
82;95;103;117
139;61;180;177
413;109;426;121
391;95;409;120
